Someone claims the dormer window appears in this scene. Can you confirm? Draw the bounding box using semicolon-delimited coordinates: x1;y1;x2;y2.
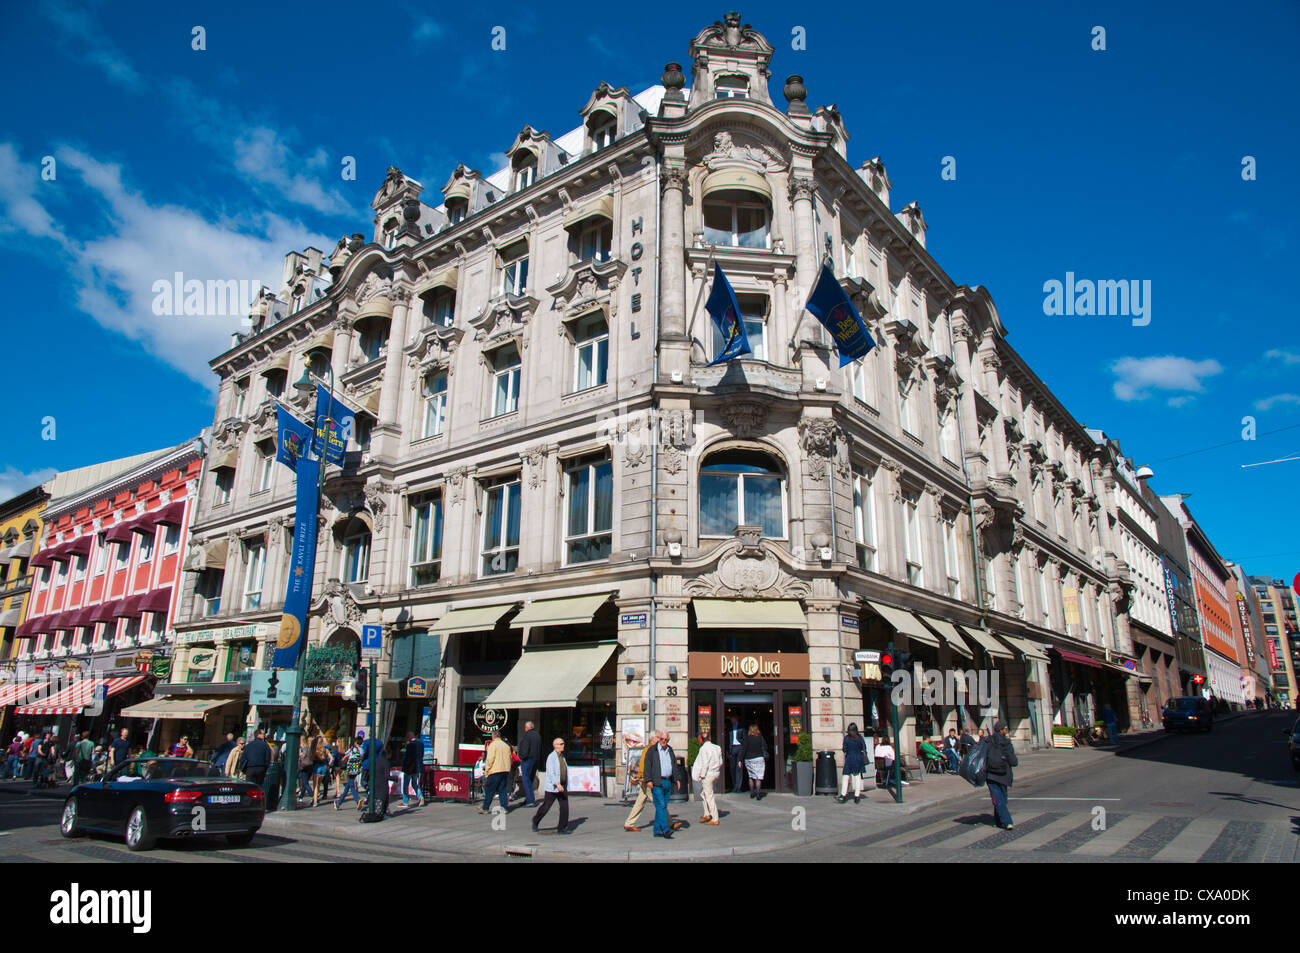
382;218;399;249
715;75;749;99
588;113;616;152
512;152;538;192
290;286;305;313
447;198;467;224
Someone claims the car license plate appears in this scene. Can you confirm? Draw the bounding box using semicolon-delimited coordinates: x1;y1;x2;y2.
208;795;241;804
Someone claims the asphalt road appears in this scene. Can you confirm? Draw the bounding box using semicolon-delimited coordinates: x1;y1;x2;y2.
728;709;1300;862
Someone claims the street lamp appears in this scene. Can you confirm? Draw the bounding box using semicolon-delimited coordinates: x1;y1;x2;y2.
278;363;334;812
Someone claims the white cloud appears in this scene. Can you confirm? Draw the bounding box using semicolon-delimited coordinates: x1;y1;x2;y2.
0;142;332;390
1254;393;1300;412
0;467;57;501
232;126;354;216
1264;348;1300;366
1110;356;1223;402
0;145;71;249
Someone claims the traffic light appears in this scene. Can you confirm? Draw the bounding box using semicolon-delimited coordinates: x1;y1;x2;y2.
883;651;914;676
355;674;368;709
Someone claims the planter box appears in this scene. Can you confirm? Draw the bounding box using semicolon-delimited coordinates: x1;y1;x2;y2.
793;760;814;796
1051;733;1076;748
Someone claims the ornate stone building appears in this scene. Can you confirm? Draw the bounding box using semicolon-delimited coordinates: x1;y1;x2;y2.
176;12;1150;785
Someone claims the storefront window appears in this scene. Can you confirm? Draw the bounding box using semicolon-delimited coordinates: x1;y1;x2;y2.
227;641;256;682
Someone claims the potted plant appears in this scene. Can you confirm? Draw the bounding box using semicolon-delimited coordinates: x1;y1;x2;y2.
1051;724;1076;748
793;733;815;796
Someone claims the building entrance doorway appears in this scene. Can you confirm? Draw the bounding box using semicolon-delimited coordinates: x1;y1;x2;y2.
724;691;775;791
691;683;807;793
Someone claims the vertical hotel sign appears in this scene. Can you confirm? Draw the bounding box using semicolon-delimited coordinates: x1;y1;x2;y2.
1236;594;1257;666
272;452;321;668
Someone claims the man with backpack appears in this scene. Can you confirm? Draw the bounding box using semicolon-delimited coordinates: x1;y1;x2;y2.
336;734;364;810
400;732;425;808
985;721;1019;830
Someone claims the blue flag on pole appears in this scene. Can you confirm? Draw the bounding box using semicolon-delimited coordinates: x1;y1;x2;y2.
312;385;354;465
704;262;751;366
275;404;314;471
272;452;320;669
804;263;876;367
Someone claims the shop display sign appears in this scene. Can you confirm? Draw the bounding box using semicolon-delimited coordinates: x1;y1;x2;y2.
599;717;614;751
473;704;508;735
858;662;882;684
421;707;434;765
853;650;880;663
787;705;803;745
688;651;810;681
431;768;470;800
566;765;601;794
696;705;712;739
150;657;172;679
406;676;429;698
249;668;302;706
301;682;346;696
621;717;646;748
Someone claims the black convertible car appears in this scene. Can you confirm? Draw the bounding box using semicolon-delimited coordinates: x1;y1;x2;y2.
59;757;265;851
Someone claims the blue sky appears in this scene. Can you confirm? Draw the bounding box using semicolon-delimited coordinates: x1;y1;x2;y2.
0;0;1296;580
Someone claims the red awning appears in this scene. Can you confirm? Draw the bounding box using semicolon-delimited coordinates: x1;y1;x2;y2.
66;608;95;629
30;543;67;568
103;520;137;543
65;536;93;558
1056;649;1103;669
89;600;121;624
0;682;45;707
139;587;173;614
15;674;148;716
14;620;36;639
151;501;186;526
29;614;56;635
113;595;147;619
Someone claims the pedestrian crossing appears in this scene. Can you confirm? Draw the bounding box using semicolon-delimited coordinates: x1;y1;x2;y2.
852;809;1300;862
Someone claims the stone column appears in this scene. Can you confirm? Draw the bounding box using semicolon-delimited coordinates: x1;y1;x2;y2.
374;286;412;460
809;601;846;754
949;310;986;487
658;161;690;381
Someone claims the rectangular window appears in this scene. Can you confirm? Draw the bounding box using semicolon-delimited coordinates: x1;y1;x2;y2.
702;195;770;249
490;343;522;417
565;457;613;564
425;289;455;327
114;541;130;572
232;379;248;417
899;381;915;435
852;473;876;571
409;495;444;586
163;523;181;554
342;528;370;584
242;542;265;611
72;553;87;583
943;519;961;599
265;369;286;399
500;241;529;296
1013;552;1025;618
481;478;522;575
215;468;234;505
514;159;537;191
123;616;141;644
257;442;274;492
714;76;748;99
573;314;609;392
422;372;448;438
710;295;767;361
842;239;857;279
146;612;165;642
576;222;611;263
138;532;154;564
1038;567;1051;625
940;409;959;461
197;569;222;618
590;117;616;151
904;493;923;587
93;534;108;575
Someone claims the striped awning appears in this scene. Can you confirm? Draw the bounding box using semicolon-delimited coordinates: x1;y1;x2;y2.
15;674;147;715
0;682;44;707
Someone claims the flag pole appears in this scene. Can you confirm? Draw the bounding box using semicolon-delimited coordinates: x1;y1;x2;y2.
684;244;717;363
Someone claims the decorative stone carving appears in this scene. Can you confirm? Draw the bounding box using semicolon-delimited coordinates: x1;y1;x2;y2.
445;467;468;505
661;162;689;194
662;410;696;449
662;446;685;475
522;445;548;488
363;479;393;532
684;546;810;600
720;399;768;437
701;131;786;173
787;176;816;204
321;579;365;629
354;272;391;306
798;417;837;459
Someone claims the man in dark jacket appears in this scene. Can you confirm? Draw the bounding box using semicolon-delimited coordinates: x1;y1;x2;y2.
400;732;424;807
642;730;677;839
517;721;541;807
371;744;392;817
241;729;272;789
985;721;1019;830
210;732;236;768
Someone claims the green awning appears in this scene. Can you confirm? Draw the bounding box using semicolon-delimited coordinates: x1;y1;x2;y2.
954;624;1013;659
513;594;611;628
915;613;973;658
482;642;618;709
863;600;939;647
429;603;518;636
999;634;1050;662
692;599;805;629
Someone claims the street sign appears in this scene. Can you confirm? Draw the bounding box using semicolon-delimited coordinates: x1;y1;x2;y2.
1293;572;1300;598
249;669;302;707
1192;674;1205;685
361;624;383;660
854;650;881;663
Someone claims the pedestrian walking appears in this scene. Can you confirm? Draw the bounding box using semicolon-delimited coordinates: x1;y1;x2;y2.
30;733;53;788
530;737;571;835
740;724;768;800
837;723;868;804
517;720;541;807
369;743;392;816
335;735;364;810
642;729;677;838
109;728;130;769
623;743;654;832
1102;703;1119;745
310;734;331;807
691;729;722;825
985;720;1019;830
401;732;425;807
477;729;512;814
73;732;94;786
225;737;246;778
724;714;745;792
241;728;272;789
5;736;22;779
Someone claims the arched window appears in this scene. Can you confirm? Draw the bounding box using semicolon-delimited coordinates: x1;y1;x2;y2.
338;517;371;584
356;316;390;362
702;189;770;249
699;448;786;538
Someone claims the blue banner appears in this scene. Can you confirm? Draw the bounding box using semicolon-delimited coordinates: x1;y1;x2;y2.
804;263;876;367
272;452;320;669
312;385;354;465
276;404;313;471
705;261;751;366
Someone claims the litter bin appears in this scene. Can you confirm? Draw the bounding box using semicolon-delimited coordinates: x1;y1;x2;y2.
263;762;282;812
814;750;838;795
670;756;690;803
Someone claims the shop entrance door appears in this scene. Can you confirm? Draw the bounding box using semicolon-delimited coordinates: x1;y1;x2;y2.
723;692;776;791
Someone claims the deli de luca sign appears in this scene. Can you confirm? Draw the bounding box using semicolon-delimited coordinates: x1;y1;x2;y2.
687;652;809;681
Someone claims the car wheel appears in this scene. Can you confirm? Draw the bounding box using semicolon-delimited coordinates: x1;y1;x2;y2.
59;798;83;838
225;831;256;847
124;805;155;852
